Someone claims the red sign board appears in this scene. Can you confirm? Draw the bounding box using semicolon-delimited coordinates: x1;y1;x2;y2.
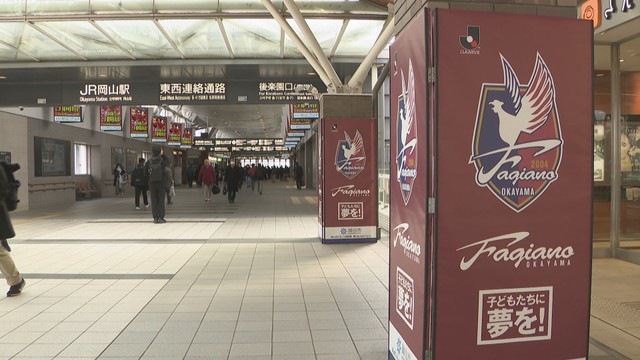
319;117;377;243
151;115;167;143
389;10;429;360
181;127;193;149
129;106;148;138
168;122;182;146
434;9;592;359
100;105;122;131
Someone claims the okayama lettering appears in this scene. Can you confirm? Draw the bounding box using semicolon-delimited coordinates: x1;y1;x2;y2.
457;232;574;270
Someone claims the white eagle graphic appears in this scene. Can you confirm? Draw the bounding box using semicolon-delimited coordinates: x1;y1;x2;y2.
337;131;364;171
489;52;555;147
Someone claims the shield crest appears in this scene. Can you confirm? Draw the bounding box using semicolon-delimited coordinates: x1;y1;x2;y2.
470;53;563;212
396;61;418;206
335;130;366;179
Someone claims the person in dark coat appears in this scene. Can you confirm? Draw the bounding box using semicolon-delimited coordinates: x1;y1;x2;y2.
145;146;168;223
294;162;304;190
130;157;149;210
224;161;241;204
0;162;25;297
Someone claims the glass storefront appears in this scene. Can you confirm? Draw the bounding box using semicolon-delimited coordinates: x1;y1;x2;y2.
593;35;640;262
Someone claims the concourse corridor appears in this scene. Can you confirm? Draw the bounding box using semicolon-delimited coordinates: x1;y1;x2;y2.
0;180;639;359
0;180;389;359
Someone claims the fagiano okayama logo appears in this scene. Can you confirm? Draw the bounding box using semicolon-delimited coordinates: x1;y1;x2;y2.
396;60;418;206
470;53;563;212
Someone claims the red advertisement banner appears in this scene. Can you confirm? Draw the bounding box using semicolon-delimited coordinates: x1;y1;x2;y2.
319;117;377;243
168;122;182;146
129;107;148;138
100;105;122;131
389;10;428;360
151;115;167;143
181;127;193;148
434;9;592;359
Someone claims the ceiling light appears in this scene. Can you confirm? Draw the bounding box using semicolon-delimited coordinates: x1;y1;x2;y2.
0;75;6;79
307;72;316;76
620;59;625;62
596;73;605;77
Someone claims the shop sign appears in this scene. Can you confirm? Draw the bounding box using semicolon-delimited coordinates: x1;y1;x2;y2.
580;0;637;30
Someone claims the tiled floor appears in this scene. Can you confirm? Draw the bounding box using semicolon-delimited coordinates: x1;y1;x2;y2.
0;180;638;359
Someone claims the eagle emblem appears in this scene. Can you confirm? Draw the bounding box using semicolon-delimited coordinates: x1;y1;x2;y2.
470;53;563;212
396;60;418;206
335;130;366;179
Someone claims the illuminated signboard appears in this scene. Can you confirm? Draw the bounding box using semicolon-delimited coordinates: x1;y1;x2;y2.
258;82;317;101
292;102;319;118
213;139;290;154
159;82;226;102
54;106;82;123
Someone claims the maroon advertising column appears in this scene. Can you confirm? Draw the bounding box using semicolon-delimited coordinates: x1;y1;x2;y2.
433;9;593;360
318;115;378;243
388;11;429;360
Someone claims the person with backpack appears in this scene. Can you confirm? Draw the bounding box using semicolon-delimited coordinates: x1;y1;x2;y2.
0;162;25;297
145;147;169;223
130;157;149;210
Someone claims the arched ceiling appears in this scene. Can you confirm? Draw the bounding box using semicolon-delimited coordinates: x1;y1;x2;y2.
0;0;395;140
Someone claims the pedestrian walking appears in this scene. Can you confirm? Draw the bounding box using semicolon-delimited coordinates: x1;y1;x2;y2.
197;159;216;202
0;162;25;297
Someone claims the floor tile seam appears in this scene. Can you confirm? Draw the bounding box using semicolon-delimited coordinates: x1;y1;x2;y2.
10;280;130;359
318;243;388;344
589;336;634;360
591;314;640;344
107;242;228;359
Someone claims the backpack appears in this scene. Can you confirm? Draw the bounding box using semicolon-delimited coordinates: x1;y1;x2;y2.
1;162;21;212
148;158;164;183
131;167;144;186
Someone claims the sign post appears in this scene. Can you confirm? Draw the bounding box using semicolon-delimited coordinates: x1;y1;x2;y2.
318;94;378;244
389;8;593;360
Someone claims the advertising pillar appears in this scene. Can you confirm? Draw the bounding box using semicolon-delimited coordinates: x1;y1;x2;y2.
389;8;593;360
318;94;378;243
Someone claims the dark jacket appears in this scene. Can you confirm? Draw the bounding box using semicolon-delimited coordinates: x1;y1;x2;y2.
225;165;241;192
130;163;148;188
256;165;266;181
0;164;16;244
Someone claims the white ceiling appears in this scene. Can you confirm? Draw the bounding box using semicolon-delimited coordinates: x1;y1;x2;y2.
0;0;391;143
594;17;640;71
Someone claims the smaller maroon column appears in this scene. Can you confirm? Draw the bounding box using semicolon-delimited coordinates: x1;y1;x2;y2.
318;94;378;243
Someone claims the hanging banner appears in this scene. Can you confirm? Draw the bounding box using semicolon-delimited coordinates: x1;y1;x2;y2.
100;105;122;131
319;118;377;243
389;10;429;360
129;107;148;138
151;116;167;143
181;128;193;149
53;106;82;123
434;9;592;359
168;122;182;146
